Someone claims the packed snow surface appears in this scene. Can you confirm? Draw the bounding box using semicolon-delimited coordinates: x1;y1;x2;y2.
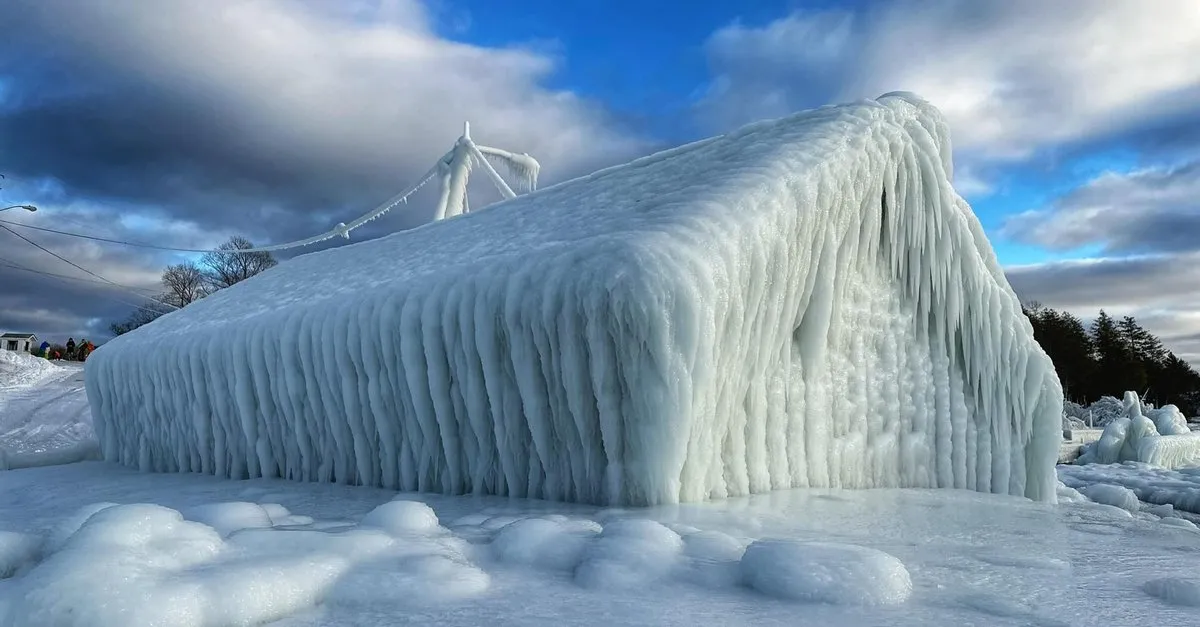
1;462;1198;626
86;92;1062;505
0;357;96;470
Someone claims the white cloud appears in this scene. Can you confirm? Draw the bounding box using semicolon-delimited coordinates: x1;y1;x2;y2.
1006;252;1200;368
702;0;1200;162
1002;161;1200;253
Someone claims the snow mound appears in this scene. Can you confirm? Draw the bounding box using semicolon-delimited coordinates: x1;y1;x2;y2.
85;92;1062;505
739;540;912;605
1158;517;1197;530
1143;578;1200;607
0;504;226;626
1077;484;1141;513
182;502;276;537
359;500;442;535
43;502;119;554
1077;392;1200;469
0;500;492;625
574;519;684;590
491;517;598;570
0;351;56;391
0;531;40;579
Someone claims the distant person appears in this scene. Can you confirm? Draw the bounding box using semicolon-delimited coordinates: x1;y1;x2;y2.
66;338;76;360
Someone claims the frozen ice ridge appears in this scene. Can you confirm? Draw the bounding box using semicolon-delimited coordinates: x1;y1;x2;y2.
85;93;1062;505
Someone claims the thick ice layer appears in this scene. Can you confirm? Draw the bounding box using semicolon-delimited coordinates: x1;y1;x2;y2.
1076;392;1200;469
85;93;1062;505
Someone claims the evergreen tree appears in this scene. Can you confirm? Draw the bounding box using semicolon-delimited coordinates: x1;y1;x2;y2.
1054;310;1095;402
1023;303;1200;416
1159;352;1200;416
1090;310;1144;398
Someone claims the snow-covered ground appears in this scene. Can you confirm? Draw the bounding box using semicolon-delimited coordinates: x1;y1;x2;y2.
3;461;1200;626
4;353;1200;625
0;353;97;470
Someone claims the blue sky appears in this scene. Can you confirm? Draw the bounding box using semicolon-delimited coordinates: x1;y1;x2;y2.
1;0;1199;363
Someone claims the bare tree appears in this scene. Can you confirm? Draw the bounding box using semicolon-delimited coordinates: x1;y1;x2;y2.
109;299;175;335
200;235;278;290
160;262;208;307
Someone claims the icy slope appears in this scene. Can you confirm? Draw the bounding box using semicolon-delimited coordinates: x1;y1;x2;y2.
85;92;1062;505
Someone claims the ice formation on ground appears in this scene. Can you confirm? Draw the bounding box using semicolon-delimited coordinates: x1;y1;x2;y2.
1076;392;1200;468
1058;462;1200;518
85;92;1062;505
4;462;1200;626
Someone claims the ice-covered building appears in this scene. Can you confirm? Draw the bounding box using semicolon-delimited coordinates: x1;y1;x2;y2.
85;93;1063;505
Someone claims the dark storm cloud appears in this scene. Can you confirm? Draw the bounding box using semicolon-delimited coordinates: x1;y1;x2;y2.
0;0;647;237
0;0;649;341
1006;253;1200;367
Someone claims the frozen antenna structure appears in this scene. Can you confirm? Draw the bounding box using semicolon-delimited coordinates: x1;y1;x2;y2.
433;121;541;220
86;93;1063;507
108;124;540;256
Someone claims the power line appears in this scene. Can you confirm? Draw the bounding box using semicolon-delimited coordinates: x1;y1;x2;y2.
0;224;178;310
0;218;211;252
0;161;441;254
0;258;171;315
0;256;155;292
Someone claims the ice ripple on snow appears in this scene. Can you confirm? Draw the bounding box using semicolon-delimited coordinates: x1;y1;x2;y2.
1143;577;1200;607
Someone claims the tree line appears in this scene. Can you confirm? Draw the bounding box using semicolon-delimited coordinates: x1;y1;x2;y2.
1023;303;1200;416
109;236;277;335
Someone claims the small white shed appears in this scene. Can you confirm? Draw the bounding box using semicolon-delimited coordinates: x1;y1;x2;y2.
1;332;37;353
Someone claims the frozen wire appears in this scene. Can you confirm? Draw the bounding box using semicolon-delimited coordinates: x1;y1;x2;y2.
0;223;178;310
0;160;442;255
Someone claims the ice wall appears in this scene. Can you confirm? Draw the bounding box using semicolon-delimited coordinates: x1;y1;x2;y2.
85;93;1063;505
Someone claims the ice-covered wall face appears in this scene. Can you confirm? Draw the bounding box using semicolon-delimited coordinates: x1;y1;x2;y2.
85;93;1063;505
